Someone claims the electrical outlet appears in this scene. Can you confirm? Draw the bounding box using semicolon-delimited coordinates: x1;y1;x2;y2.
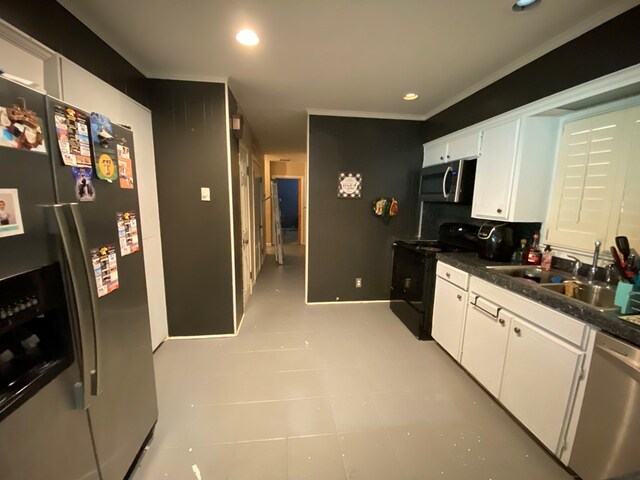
355;278;362;288
201;187;211;201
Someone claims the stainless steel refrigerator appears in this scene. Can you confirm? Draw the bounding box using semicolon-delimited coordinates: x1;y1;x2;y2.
0;77;158;480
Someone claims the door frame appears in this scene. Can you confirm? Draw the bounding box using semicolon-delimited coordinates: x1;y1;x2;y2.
251;155;264;281
271;175;304;245
238;144;252;306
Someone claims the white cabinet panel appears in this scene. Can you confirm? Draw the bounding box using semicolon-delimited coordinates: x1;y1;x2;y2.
432;278;467;361
461;303;511;396
447;131;481;160
472;119;520;220
500;318;583;454
423;142;448;167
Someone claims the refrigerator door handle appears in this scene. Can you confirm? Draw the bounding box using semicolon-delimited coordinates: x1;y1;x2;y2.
49;204;93;410
68;203;103;397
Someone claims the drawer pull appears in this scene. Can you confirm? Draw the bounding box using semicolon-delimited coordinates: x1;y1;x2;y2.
499;318;505;326
457;294;462;301
445;272;451;278
514;327;522;336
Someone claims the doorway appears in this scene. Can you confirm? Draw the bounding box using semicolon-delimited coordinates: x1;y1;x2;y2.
274;177;302;244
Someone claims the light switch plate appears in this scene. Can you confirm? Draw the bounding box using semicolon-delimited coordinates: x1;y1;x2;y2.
201;187;211;201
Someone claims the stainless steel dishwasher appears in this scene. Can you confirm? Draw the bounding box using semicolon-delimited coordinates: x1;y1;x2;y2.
569;331;640;480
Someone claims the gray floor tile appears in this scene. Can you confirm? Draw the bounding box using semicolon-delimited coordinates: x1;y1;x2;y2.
287;434;347;480
134;246;574;480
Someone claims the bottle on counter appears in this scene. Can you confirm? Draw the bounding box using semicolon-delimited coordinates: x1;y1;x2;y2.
541;245;553;271
525;233;542;265
511;239;528;265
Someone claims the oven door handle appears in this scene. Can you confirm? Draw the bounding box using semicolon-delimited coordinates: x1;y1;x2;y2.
442;166;452;199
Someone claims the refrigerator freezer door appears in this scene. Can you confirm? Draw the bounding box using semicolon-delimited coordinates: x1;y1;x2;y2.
46;108;158;480
0;366;100;480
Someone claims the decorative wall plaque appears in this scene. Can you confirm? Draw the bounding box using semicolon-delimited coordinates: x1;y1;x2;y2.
337;172;362;198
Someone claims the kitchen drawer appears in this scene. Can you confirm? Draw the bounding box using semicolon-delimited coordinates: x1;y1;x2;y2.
469;276;589;348
436;262;469;290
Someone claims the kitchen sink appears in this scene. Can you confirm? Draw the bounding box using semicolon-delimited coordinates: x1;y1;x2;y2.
539;281;618;312
485;265;573;284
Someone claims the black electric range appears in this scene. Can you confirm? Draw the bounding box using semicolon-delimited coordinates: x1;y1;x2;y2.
390;223;479;340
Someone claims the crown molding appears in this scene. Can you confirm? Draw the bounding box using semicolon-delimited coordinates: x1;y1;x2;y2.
306;108;426;121
0;19;54;60
422;0;640;121
150;72;229;84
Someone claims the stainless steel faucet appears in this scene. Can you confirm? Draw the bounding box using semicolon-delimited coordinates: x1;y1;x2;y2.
567;255;582;277
588;241;601;282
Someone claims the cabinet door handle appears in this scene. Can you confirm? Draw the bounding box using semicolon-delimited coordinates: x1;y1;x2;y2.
440;156;444;160
457;294;462;301
498;318;505;326
497;208;503;214
514;327;522;336
445;272;451;278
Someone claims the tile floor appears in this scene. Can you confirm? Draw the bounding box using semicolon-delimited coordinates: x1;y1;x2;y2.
133;245;576;479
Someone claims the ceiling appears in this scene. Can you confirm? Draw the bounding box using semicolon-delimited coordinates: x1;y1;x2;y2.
58;0;639;157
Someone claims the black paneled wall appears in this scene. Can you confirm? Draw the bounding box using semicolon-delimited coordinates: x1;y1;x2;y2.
307;116;424;302
150;80;235;335
423;6;640;142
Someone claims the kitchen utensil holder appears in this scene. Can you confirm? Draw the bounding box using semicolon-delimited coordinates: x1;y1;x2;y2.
615;283;640;314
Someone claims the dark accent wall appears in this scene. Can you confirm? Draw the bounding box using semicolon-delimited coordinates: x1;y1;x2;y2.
423;6;640;142
0;1;149;107
150;80;235;335
227;89;244;321
308;116;424;302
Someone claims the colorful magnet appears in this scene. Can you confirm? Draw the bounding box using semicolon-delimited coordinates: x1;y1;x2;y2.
90;245;119;297
117;144;134;189
72;167;96;202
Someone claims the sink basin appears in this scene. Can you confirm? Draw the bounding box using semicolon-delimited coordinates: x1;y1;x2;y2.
485;265;573;284
540;281;619;312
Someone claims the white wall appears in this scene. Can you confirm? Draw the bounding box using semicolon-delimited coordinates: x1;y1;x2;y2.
56;57;168;350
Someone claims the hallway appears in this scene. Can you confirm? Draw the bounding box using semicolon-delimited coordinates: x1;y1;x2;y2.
133;246;573;479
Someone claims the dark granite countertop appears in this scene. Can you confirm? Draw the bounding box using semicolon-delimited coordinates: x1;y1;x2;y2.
437;252;640;347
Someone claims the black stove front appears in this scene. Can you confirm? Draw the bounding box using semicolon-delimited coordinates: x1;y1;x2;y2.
389;223;479;340
390;241;440;339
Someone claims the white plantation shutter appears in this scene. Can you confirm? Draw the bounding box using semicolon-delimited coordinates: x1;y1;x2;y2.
547;109;631;251
609;107;640;249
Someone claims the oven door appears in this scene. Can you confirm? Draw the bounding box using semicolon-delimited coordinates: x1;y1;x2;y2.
390;244;436;339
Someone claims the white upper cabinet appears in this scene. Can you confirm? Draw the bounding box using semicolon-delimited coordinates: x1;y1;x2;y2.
546;106;638;252
472;116;560;222
472;119;520;220
423;141;448;167
447;131;482;161
422;130;482;167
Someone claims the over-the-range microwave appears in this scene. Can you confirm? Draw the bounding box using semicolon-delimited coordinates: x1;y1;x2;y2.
419;158;476;204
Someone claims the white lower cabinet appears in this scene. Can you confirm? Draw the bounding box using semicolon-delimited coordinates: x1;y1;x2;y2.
499;318;584;455
436;266;596;464
461;299;512;397
432;277;467;361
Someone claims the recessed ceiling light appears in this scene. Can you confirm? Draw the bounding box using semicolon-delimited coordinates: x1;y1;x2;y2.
403;93;419;101
512;0;541;12
236;29;260;46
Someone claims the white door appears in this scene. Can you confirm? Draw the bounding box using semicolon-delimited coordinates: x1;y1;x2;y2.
461;302;511;396
447;131;481;160
472;119;520;220
499;318;583;454
252;157;264;276
431;278;467;361
239;146;252;307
